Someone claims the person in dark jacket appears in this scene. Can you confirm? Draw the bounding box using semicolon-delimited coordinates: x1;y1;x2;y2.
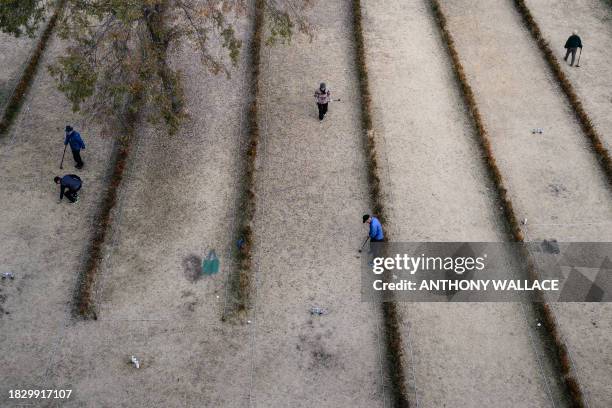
54;174;82;203
564;31;582;67
64;125;85;169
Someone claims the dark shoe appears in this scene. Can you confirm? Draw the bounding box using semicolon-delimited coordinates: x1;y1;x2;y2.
75;164;83;169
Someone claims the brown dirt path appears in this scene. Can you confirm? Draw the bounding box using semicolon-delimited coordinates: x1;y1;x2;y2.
0;31;40;108
439;0;612;406
523;0;612;400
525;0;612;151
361;0;561;406
247;1;387;406
0;31;115;403
38;9;256;408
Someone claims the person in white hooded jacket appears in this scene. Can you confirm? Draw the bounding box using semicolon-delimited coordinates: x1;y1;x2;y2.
314;82;331;121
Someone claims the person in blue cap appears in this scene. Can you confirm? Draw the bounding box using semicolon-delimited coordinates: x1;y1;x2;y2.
64;125;86;169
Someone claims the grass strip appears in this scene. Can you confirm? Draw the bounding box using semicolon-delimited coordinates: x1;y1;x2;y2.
352;1;410;406
73;91;142;319
228;0;265;314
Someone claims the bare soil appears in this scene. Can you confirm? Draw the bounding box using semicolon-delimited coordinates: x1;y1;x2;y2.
1;0;611;406
439;0;612;406
248;1;386;406
36;8;255;408
0;31;39;107
525;0;612;151
0;30;115;402
521;2;612;400
362;0;564;406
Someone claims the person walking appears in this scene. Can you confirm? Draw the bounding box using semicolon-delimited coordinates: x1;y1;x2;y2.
64;125;85;169
54;174;82;203
314;82;331;121
563;31;582;67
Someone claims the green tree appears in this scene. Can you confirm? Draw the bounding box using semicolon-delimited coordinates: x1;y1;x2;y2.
0;0;45;37
47;0;312;134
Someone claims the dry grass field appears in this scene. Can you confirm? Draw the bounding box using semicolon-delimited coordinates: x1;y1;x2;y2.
1;1;611;407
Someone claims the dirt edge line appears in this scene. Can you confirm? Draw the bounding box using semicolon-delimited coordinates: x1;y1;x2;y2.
513;0;612;188
352;1;411;407
0;0;66;136
429;1;587;406
225;0;264;316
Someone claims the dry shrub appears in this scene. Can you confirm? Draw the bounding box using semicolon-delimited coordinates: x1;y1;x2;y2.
228;0;265;312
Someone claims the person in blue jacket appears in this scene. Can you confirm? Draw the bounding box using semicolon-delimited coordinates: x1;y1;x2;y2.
363;214;384;265
64;125;85;169
54;174;82;203
363;214;384;242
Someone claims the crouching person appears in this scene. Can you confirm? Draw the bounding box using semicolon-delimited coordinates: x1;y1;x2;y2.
54;174;82;203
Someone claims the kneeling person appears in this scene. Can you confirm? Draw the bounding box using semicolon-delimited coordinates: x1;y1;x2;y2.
54;174;82;203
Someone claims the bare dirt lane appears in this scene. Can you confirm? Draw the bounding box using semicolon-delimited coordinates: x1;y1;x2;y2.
440;0;612;406
362;0;560;406
0;31;114;404
525;0;612;151
39;10;256;407
0;31;39;108
248;2;387;407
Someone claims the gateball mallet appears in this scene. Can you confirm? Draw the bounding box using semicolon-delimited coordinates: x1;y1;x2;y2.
358;236;370;253
59;144;67;169
576;48;582;67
